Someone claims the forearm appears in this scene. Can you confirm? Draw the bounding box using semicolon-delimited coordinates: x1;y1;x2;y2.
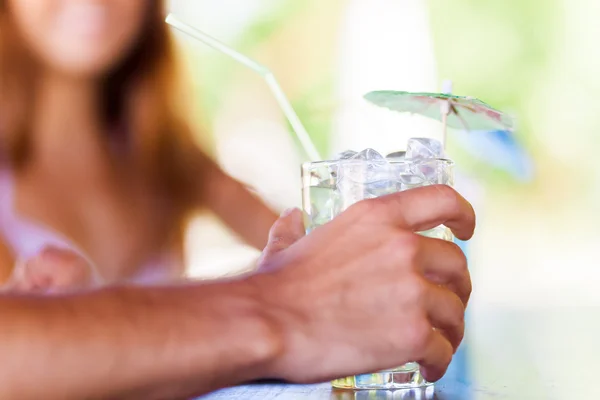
0;280;281;399
223;183;279;249
207;175;278;250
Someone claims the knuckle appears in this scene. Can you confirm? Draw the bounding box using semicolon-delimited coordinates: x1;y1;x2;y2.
347;198;379;219
437;184;460;212
403;274;428;305
454;325;466;348
447;242;471;281
389;232;421;264
435;183;456;197
449;242;469;273
446;299;466;350
268;219;286;238
462;203;477;239
450;244;472;300
405;317;431;355
451;298;466;326
464;272;473;299
269;234;286;248
440;344;453;368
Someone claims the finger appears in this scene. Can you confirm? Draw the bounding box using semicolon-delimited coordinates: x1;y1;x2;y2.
425;283;466;351
416;329;454;382
7;271;45;293
417;237;471;305
264;208;306;255
367;185;476;241
6;260;35;292
36;249;94;288
19;259;53;292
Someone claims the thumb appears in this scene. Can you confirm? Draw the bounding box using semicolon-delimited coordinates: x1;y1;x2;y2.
257;209;306;273
264;208;306;255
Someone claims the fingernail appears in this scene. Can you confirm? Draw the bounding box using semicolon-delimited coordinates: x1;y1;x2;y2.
280;208;295;217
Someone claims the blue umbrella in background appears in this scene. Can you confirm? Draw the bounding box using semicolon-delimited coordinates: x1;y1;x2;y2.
454;129;534;182
454;127;534;267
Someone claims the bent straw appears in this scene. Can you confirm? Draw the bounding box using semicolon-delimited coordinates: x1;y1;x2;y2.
166;14;321;161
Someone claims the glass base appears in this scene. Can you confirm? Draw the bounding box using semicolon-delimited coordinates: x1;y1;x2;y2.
332;386;435;400
332;363;431;390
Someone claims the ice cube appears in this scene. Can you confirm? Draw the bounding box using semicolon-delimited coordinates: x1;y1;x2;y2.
354;149;404;198
336;170;364;209
337;148;394;207
335;150;358;160
338;148;389;184
350;148;390;183
410;159;454;186
386;151;406;160
405;138;445;160
385;160;420;190
352;148;386;162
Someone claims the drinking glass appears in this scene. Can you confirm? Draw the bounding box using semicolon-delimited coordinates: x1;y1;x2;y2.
301;156;454;389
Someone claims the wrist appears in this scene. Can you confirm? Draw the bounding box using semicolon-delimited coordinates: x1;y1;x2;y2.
242;271;308;382
91;281;287;398
192;278;285;385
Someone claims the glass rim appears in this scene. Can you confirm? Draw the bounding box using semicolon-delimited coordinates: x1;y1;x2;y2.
302;158;454;170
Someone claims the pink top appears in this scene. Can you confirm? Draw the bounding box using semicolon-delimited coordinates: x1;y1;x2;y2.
0;168;176;285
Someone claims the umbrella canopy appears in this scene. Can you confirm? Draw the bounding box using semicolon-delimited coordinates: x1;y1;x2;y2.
364;90;514;132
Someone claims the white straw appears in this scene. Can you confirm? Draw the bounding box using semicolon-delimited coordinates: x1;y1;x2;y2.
166;14;321;161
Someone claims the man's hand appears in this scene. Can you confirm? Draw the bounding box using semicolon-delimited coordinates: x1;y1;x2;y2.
0;185;474;400
253;185;475;384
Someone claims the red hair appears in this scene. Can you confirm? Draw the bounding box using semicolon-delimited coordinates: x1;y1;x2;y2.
0;1;212;245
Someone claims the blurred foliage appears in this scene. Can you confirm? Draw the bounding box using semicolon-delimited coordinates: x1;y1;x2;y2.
428;0;562;127
186;0;309;120
182;0;334;157
181;0;554;185
427;0;564;186
290;76;336;157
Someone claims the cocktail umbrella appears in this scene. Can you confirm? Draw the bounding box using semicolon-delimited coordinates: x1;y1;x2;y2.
363;89;514;146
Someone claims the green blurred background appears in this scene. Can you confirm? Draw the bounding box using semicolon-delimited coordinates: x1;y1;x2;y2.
168;0;598;308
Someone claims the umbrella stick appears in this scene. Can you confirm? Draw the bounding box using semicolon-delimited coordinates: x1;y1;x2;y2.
442;110;448;148
441;80;453;149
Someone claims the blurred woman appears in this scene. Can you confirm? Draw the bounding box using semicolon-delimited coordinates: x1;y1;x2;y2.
0;0;279;291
